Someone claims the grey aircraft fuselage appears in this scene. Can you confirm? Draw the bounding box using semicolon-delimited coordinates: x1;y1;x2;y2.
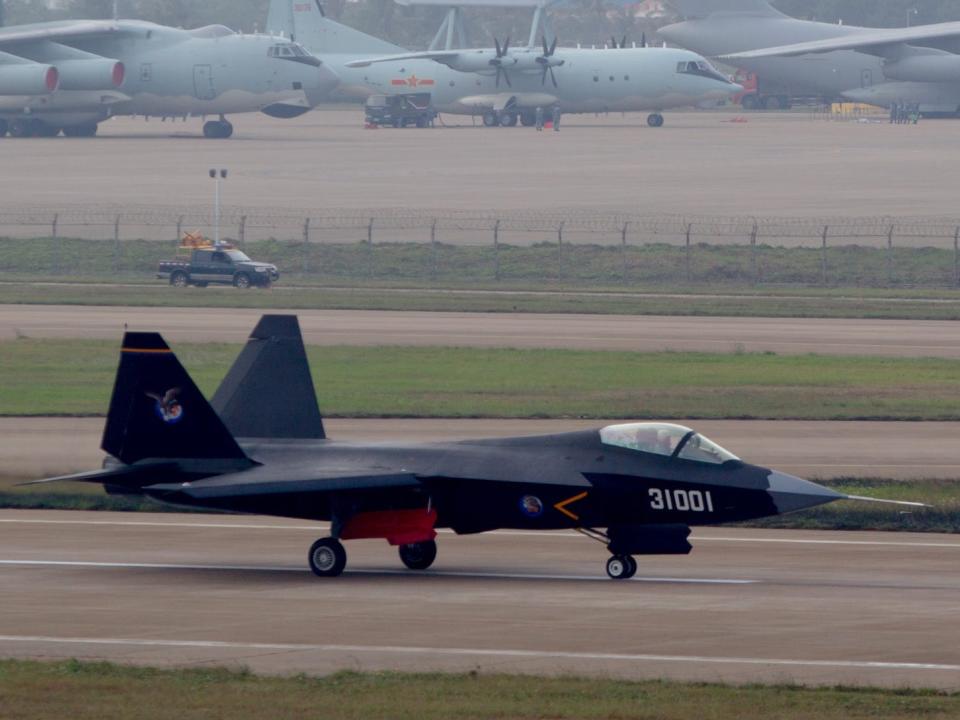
335;46;739;116
0;20;339;136
266;2;738;120
658;8;960;112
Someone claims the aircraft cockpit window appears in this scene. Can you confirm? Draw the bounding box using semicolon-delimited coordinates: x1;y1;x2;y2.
676;59;729;84
600;423;692;458
600;422;740;464
676;433;740;464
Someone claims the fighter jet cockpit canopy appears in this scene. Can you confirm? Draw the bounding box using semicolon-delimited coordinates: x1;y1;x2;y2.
675;59;730;85
600;423;740;465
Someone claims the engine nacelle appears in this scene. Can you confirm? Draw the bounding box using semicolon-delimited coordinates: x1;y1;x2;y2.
445;52;500;74
0;62;59;95
884;54;960;83
55;59;125;91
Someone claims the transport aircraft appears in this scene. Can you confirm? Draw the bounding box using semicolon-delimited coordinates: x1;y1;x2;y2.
0;17;339;137
28;315;921;580
267;0;739;127
659;0;960;114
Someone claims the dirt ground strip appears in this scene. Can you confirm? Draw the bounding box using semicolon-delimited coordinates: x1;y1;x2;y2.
4;304;960;356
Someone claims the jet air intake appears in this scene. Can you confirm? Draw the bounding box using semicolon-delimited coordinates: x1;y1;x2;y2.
0;61;59;95
884;53;960;83
54;58;125;91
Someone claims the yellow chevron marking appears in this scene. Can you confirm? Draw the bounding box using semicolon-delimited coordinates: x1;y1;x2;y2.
554;491;589;521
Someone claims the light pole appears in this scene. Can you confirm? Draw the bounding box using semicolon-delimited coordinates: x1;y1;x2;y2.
906;8;918;26
209;168;227;245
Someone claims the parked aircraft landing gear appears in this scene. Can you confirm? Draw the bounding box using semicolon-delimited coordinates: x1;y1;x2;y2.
499;112;518;127
606;554;637;580
482;110;499;127
398;539;437;570
308;537;347;577
203;118;234;139
63;122;98;138
520;111;536;127
647;113;664;128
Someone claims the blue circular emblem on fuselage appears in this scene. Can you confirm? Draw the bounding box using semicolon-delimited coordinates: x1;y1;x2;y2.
519;495;544;518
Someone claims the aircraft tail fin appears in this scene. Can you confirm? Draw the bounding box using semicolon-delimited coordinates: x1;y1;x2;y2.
267;0;405;55
664;0;783;19
211;315;326;440
101;332;248;465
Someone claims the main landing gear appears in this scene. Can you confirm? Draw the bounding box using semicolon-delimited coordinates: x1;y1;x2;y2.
307;537;438;577
203;116;234;139
647;113;664;128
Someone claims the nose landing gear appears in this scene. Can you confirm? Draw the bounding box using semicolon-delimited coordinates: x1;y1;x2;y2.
606;554;638;580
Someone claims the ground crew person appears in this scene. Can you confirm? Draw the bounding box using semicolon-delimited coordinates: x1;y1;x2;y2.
552;105;561;131
535;106;544;131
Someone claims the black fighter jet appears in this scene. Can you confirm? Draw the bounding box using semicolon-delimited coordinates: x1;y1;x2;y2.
34;315;918;579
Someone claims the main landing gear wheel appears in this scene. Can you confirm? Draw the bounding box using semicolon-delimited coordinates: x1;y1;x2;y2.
482;110;499;127
647;113;664;128
309;538;347;577
203;119;233;139
398;540;437;570
499;112;518;127
606;554;637;580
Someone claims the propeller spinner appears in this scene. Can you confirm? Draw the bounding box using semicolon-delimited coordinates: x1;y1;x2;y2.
536;35;564;87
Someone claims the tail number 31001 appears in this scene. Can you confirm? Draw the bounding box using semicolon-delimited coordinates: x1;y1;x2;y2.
649;488;714;513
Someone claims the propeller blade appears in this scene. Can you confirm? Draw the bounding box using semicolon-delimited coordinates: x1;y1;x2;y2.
540;66;547;85
549;65;557;87
611;35;617;49
550;36;558;55
495;37;502;57
503;36;510;55
541;34;549;56
622;35;627;49
641;32;646;48
503;67;511;87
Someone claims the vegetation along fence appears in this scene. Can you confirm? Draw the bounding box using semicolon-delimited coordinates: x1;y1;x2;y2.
3;207;960;287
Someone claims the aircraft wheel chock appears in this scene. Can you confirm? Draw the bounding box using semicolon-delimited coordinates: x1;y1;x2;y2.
606;554;637;580
399;540;437;570
309;538;347;577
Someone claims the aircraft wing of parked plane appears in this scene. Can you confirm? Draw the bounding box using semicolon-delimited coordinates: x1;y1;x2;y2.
30;314;924;581
0;18;339;139
725;21;960;59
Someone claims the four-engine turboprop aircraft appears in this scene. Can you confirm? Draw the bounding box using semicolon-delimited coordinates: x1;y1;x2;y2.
29;315;922;580
0;19;339;138
660;0;960;115
267;0;739;127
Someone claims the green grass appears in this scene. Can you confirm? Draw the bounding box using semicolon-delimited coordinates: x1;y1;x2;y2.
0;660;956;719
5;339;960;420
2;479;957;535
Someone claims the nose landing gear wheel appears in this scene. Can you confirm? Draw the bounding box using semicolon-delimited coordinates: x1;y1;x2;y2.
309;538;347;577
606;554;637;580
647;113;664;128
398;540;437;570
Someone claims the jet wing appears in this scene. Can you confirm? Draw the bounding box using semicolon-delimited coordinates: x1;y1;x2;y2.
345;50;464;68
0;20;123;46
146;464;422;500
723;22;960;59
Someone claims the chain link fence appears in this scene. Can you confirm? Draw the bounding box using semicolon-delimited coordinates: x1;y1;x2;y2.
3;206;960;287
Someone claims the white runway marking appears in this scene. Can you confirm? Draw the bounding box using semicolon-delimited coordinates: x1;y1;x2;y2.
1;634;957;673
0;559;755;584
2;516;959;549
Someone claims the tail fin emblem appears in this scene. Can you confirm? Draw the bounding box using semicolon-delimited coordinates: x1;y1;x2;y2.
147;388;184;424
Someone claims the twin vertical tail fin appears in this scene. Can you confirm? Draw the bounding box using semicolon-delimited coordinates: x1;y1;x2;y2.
101;332;248;465
100;315;323;467
211;315;326;440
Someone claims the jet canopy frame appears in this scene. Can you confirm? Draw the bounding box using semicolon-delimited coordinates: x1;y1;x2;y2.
600;422;740;465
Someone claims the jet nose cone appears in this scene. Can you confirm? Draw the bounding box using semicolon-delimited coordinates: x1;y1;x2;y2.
767;470;844;515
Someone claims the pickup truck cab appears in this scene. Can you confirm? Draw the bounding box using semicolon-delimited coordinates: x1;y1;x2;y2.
158;247;280;288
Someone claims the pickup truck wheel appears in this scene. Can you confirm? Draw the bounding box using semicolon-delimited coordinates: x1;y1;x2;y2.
170;271;189;288
233;273;251;289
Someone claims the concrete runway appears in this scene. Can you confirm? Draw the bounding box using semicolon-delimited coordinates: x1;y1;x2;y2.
1;509;958;688
4;304;960;357
4;110;960;219
5;417;960;482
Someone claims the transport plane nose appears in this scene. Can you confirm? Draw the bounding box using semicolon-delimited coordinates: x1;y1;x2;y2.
766;470;844;514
